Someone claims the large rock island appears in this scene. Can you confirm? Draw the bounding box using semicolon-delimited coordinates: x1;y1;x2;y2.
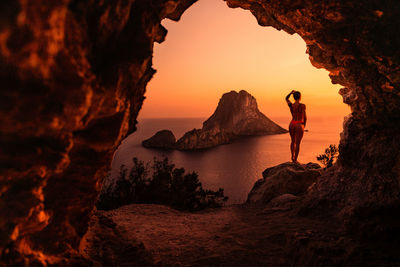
142;90;288;150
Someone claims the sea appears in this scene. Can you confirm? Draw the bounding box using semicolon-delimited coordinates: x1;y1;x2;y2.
111;116;346;204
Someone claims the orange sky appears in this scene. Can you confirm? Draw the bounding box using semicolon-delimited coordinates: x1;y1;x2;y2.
139;0;350;119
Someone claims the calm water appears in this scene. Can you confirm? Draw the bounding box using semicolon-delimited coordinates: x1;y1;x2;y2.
111;116;345;204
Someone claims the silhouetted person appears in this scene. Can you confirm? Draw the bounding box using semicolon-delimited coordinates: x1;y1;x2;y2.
285;90;307;163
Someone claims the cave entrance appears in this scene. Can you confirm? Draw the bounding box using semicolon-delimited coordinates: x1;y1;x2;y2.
4;0;400;264
109;0;350;204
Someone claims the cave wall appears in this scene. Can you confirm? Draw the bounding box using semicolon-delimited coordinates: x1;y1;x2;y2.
0;0;399;264
0;0;197;264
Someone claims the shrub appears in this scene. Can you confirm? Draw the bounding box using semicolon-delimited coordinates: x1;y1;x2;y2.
317;144;339;168
97;157;228;211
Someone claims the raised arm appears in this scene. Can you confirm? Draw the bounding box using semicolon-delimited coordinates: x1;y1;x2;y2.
285;90;294;106
303;104;307;127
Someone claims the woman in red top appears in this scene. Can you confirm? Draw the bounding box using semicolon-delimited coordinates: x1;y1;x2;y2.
285;90;307;163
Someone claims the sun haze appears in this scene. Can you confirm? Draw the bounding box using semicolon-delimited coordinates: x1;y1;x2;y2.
140;0;350;119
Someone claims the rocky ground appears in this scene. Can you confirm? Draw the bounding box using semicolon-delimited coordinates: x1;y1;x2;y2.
84;200;400;267
83;203;341;266
81;162;400;266
83;202;400;266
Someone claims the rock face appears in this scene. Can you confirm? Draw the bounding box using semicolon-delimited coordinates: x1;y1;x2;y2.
142;130;176;149
1;0;400;264
0;0;197;264
162;90;287;150
247;162;321;204
202;90;287;135
143;90;287;150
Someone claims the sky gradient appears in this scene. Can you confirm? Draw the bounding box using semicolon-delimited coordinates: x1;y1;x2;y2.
139;0;350;118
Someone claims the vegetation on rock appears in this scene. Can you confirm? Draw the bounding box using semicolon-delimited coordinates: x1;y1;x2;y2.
97;157;228;211
316;144;339;168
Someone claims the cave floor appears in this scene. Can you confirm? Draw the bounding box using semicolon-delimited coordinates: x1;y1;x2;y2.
83;203;348;266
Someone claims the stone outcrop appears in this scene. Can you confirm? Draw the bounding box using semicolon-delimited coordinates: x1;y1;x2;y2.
143;90;287;150
1;0;400;264
176;90;287;150
202;90;287;136
247;162;321;204
142;130;176;149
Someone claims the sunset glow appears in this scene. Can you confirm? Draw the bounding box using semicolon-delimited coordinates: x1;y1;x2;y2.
140;0;351;118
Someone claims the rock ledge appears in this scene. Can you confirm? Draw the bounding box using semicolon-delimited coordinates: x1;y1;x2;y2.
247;162;321;204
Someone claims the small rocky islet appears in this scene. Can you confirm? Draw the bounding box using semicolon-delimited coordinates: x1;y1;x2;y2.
142;90;288;150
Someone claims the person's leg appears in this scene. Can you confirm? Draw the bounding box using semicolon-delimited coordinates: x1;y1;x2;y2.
294;124;304;162
289;123;295;162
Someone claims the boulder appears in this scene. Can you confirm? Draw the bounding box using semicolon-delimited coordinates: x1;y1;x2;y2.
260;194;299;213
247;162;321;204
269;193;299;207
142;130;176;149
